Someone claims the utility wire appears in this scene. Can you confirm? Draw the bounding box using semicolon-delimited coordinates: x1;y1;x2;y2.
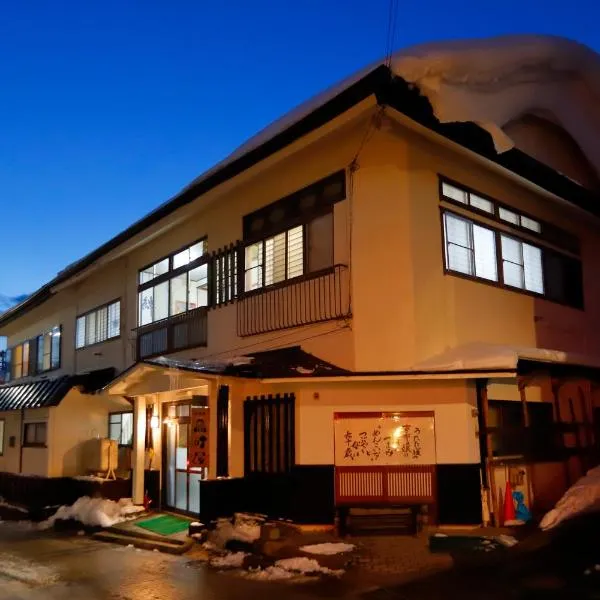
384;0;400;69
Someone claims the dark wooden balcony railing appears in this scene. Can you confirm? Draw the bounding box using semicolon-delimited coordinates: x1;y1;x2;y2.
237;264;351;337
136;306;208;360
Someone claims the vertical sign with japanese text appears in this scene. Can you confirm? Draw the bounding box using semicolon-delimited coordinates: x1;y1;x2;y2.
189;407;210;468
334;413;435;466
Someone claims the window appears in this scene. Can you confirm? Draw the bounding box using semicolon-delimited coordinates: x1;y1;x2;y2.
441;178;583;308
442;179;542;234
245;225;308;291
443;213;498;281
109;412;134;446
499;207;541;233
139;258;169;284
500;235;544;293
76;301;121;349
23;422;47;447
442;182;494;214
488;401;558;459
36;326;60;373
9;341;30;380
5;326;61;381
443;210;582;303
0;420;4;456
214;246;238;305
137;240;208;327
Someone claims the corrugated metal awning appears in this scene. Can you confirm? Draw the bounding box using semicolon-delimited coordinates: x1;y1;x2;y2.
0;368;116;412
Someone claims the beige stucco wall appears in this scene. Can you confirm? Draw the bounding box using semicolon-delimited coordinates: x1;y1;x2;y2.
0;410;23;473
222;378;479;478
49;389;130;477
21;407;51;476
349;115;600;371
3;103;600;386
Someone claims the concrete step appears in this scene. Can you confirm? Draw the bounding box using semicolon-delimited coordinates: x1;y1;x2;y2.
92;530;193;554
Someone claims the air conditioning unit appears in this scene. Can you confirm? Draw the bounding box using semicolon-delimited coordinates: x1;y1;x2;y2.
83;438;118;479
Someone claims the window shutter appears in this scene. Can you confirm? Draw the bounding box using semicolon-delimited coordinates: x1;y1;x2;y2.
286;226;304;279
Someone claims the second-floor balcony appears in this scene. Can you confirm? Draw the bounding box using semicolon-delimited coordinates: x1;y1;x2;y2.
134;264;351;361
136;306;208;360
237;264;351;337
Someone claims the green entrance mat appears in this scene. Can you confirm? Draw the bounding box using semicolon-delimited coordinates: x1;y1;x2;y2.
136;514;191;536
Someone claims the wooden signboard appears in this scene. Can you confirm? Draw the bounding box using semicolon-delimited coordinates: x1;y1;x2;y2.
334;412;436;466
189;407;210;468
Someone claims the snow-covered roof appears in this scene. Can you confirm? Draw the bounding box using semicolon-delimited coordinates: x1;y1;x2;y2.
411;342;600;373
184;34;600;190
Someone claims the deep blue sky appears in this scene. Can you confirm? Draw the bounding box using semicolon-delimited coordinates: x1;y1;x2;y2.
1;0;598;297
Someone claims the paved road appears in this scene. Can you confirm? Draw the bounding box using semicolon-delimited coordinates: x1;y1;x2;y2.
0;522;343;600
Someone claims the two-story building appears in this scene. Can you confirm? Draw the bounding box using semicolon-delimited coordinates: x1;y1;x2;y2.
1;35;600;527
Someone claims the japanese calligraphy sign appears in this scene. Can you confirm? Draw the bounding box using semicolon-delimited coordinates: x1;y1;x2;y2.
334;412;436;466
189;407;210;468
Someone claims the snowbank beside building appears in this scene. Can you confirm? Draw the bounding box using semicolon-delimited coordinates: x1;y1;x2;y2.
39;497;144;529
540;465;600;530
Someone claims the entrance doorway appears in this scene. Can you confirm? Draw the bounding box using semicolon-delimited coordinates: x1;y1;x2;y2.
163;400;208;513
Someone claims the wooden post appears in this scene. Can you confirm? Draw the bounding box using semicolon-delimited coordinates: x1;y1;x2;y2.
476;379;497;527
517;378;535;515
518;377;531;428
552;378;571;487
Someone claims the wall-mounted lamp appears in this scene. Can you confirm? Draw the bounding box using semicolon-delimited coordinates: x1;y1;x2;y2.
150;413;160;430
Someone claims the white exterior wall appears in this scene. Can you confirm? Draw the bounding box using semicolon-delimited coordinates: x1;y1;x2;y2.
49;389;130;477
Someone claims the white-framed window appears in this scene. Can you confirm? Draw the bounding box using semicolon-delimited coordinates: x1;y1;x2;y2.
244;212;334;293
500;235;544;294
109;412;133;446
245;225;304;291
442;182;494;214
443;213;498;282
138;240;208;327
443;210;548;297
442;179;542;234
76;300;121;349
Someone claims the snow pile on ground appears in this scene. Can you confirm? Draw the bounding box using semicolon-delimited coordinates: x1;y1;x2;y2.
300;542;355;555
275;556;343;576
0;553;60;586
209;551;345;580
210;552;247;568
73;475;108;483
244;566;295;581
540;465;600;530
39;497;144;529
0;497;28;513
495;534;519;548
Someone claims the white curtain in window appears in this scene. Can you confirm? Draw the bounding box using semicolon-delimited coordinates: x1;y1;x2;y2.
108;302;120;339
76;316;86;349
444;214;473;275
523;243;544;293
473;225;497;281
